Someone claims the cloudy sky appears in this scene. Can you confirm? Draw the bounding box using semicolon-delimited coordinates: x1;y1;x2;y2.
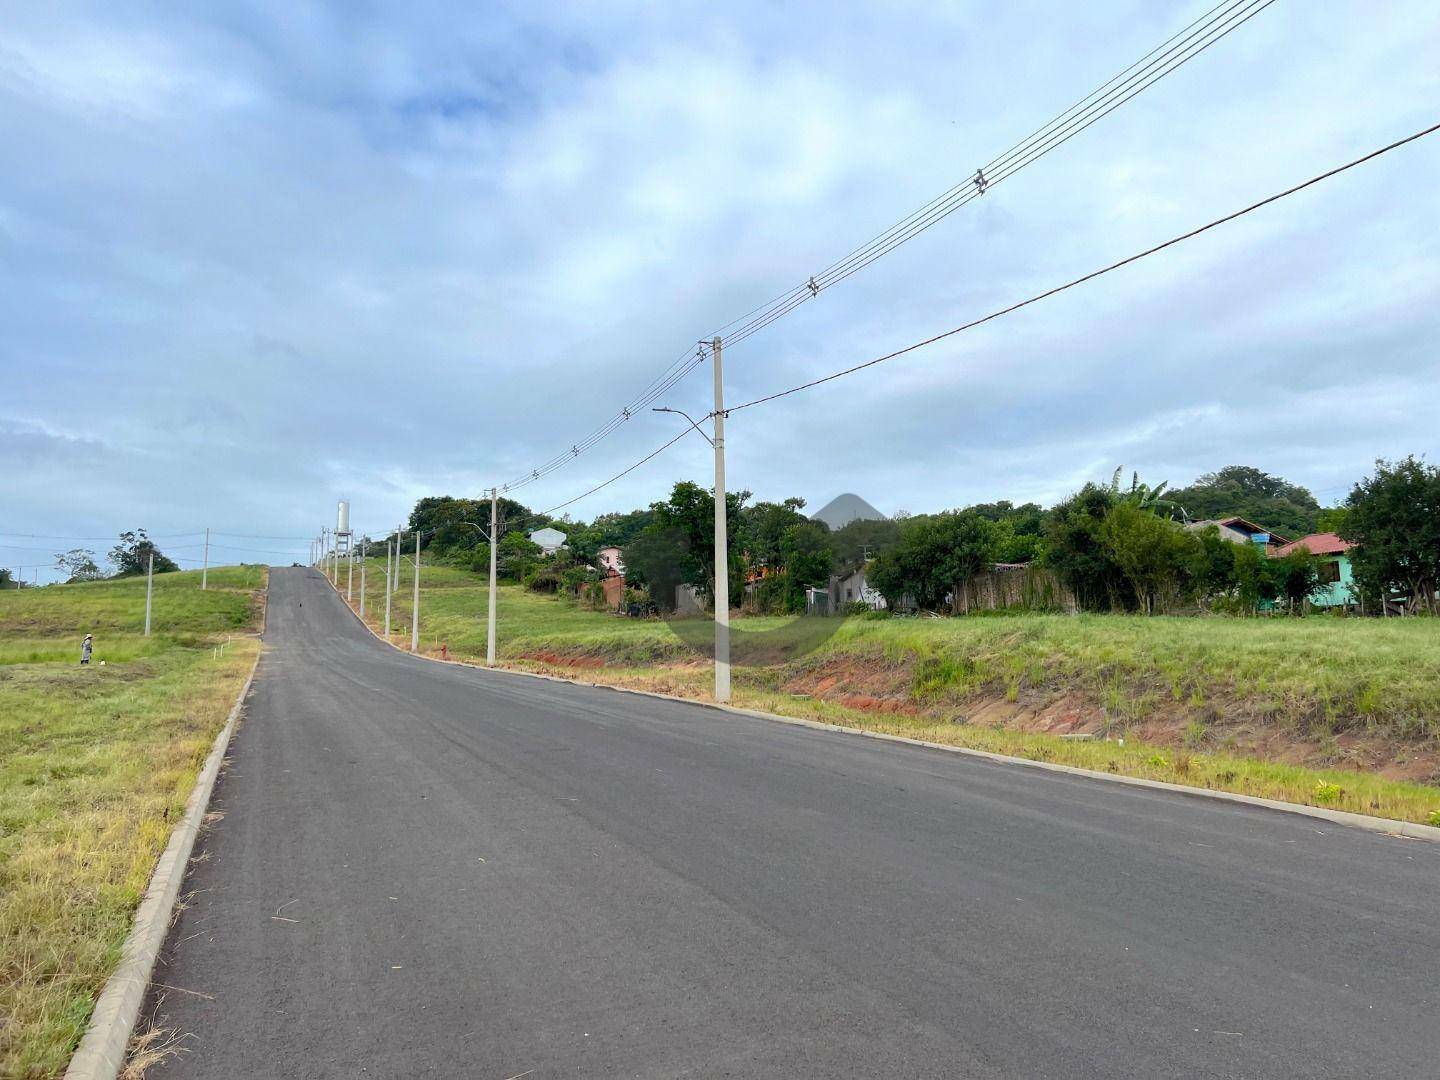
3;1;1437;579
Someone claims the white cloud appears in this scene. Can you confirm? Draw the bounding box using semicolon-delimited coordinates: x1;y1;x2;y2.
2;1;1438;580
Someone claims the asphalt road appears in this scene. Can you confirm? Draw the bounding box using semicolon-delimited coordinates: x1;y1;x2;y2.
146;566;1439;1078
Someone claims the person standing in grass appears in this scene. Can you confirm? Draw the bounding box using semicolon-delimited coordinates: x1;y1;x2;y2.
80;633;92;666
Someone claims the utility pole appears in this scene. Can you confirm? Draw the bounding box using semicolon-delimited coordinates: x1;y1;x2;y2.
347;542;354;602
711;336;730;702
144;553;154;637
359;538;367;617
384;539;393;640
393;527;404;597
201;527;209;590
487;487;499;666
410;530;421;652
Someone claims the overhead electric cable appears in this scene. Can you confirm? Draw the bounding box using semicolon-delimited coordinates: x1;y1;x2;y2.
726;121;1440;412
528;121;1437;514
491;0;1274;494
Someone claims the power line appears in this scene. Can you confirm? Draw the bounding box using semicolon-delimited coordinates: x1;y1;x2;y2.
527;121;1438;515
492;0;1273;494
727;121;1439;413
717;0;1278;351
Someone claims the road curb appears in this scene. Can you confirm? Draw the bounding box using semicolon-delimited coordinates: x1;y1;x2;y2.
63;627;264;1078
323;571;1440;844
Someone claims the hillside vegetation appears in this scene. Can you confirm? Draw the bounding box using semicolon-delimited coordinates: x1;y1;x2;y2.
0;566;263;1079
345;559;1440;825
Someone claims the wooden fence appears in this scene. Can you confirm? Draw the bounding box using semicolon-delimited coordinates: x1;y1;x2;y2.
953;563;1076;614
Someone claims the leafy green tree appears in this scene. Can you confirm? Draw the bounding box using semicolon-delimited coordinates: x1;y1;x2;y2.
54;548;104;582
737;498;811;573
1044;484;1130;611
776;520;835;612
1315;507;1350;533
1168;465;1320;536
830;517;901;570
1190;526;1238;599
869;511;994;611
1230;541;1279;613
1341;456;1440;613
1097;503;1202;614
496;531;542;581
1271;546;1322;611
1107;467;1181;517
622;524;691;613
590;508;656;548
108;530;178;577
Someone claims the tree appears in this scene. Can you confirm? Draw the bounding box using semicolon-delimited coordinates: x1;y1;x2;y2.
1190;525;1238;600
776;520;834;612
1097;503;1202;614
1044;484;1130;611
1230;541;1279;613
622;524;691;613
737;498;811;574
1168;465;1320;537
55;548;104;582
1341;456;1440;613
495;531;543;581
830;517;901;570
109;530;179;577
1271;545;1322;611
869;511;995;611
624;481;749;608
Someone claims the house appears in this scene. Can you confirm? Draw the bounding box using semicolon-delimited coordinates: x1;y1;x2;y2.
528;527;567;555
1275;532;1355;607
596;545;625;577
594;546;626;610
1185;516;1291;551
829;563;885;611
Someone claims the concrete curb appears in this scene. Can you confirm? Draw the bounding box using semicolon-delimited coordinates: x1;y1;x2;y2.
63;633;264;1078
324;571;1440;844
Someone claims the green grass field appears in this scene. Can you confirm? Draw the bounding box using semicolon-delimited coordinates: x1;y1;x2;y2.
0;566;263;1079
346;557;1440;826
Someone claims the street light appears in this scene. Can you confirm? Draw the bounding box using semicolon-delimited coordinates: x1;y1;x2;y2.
653;334;729;703
651;406;715;447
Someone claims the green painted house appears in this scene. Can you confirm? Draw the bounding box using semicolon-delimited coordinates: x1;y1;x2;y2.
1275;533;1355;607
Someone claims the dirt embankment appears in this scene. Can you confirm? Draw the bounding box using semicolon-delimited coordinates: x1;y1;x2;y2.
517;646;1440;787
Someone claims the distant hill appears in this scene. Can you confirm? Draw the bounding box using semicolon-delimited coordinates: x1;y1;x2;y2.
811;493;887;530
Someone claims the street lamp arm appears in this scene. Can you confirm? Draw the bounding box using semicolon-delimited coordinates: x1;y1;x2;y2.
652;406;716;447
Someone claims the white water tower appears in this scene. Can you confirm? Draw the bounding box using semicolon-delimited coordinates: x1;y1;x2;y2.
335;499;353;556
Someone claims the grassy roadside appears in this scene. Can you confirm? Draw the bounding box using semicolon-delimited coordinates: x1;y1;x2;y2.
0;566;264;1080
345;559;1440;826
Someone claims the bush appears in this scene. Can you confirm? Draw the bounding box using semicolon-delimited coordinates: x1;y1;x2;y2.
524;568;562;593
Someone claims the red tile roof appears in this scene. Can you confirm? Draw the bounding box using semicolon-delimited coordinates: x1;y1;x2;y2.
1275;532;1352;557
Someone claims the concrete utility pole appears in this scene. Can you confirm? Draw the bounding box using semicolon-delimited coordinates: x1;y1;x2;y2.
711;336;730;702
359;538;367;617
201;527;210;590
144;553;154;636
488;487;499;667
410;531;421;652
384;539;393;640
393;527;404;597
347;542;354;602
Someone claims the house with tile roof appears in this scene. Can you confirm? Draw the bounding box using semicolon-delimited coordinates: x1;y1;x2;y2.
1274;532;1356;608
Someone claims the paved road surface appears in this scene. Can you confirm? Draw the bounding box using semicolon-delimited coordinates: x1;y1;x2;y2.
147;567;1439;1078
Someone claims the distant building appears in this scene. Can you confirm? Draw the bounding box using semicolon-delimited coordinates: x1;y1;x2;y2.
529;527;567;555
1185;516;1290;551
597;545;625;576
1275;532;1355;607
810;493;887;531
